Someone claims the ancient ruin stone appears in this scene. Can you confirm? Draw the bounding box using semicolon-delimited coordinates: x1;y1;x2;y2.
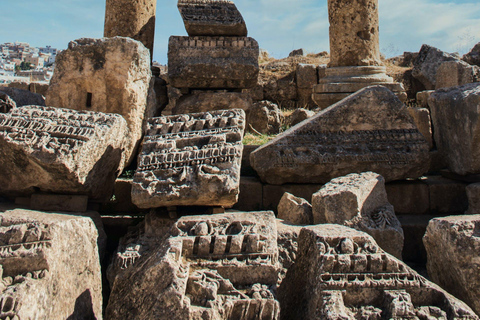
286;108;315;127
0;87;45;107
276;220;301;285
416;90;434;108
0;205;102;319
104;0;157;57
46;37;154;166
251;86;430;185
407;107;433;149
0;106;127;201
178;0;247;37
423;215;480;315
106;211;280;319
0;93;16;114
312;172;403;258
296;64;318;89
436;60;479;90
463;42;480;67
173;91;252;115
466;182;480;214
429;82;480;175
277;192;313;225
168;36;259;89
132;109;246;208
278;224;479;320
247;101;283;135
412;44;459;90
288;49;304;57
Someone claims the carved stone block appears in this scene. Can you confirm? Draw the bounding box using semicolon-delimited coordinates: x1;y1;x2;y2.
168;36;259;89
251;86;430;185
132;109;246;208
0;106;127;201
178;0;247;37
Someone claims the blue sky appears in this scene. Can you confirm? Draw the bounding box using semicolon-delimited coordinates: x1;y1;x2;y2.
1;0;479;64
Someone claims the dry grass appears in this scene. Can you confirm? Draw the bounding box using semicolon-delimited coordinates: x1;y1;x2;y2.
243;132;276;145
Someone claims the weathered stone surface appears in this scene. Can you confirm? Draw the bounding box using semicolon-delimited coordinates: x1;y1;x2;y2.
425;176;468;214
436;60;479;89
385;180;429;215
0;93;16;113
416;90;434;108
0;87;45;107
168;36;259;89
247;100;283;135
407;107;433;149
178;0;247;37
277;192;313;225
278;224;479;320
173;91;252;115
466;182;480;214
463;42;480;67
0;106;127;201
30;194;88;212
29;82;49;96
286;108;315;127
233;176;263;212
106;211;280;319
275;220;301;285
296;63;317;89
429;82;480;175
251;86;430;185
46;37;153;166
312;172;404;258
104;0;157;56
423;215;480;315
412;44;459;90
0;205;102;319
132;109;246;208
288;48;304;57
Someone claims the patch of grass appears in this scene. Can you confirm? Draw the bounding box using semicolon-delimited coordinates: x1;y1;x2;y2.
243;133;276;145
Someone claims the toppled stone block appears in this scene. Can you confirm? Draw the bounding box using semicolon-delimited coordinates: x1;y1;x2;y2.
46;37;153;166
436;60;479;89
0;205;102;319
0;87;45;107
429;82;480;175
251;86;430;185
423;215;480;315
312;172;404;258
407;107;433;149
0;106;127;201
247;100;283;135
173;91;252;115
132;109;246;208
463;42;480;67
286;108;315;127
277;192;312;225
278;224;479;320
106;211;280;319
296;63;317;89
168;36;259;89
30;194;88;212
416;90;434;108
178;0;247;37
0;93;16;114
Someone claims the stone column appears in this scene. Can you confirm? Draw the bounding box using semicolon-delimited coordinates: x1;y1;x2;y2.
104;0;157;59
328;0;382;67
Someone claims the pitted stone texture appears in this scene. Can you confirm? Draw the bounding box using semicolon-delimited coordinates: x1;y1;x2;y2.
278;224;479;320
0;106;127;201
106;211;280;320
412;44;459;90
132;109;246;208
286;108;315;127
429;82;480;175
104;0;156;56
168;36;259;89
436;60;480;90
296;64;318;89
178;0;247;37
173;91;252;115
312;172;403;258
0;87;45;107
46;37;153;166
407;107;433;150
0;205;102;320
251;86;430;185
277;193;313;225
247;100;284;135
0;93;16;114
463;42;480;67
423;215;480;315
328;0;382;67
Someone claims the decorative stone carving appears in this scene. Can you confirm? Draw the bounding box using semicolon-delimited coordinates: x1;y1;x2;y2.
277;192;313;225
0;106;127;201
312;172;404;258
178;0;247;37
423;215;480;315
0;93;16;114
278;224;479;320
168;36;259;89
106;211;280;320
0;205;102;319
429;82;480;175
46;37;154;166
251;86;430;185
132;109;246;208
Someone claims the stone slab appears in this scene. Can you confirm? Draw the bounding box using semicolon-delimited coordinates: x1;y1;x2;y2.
233;176;263;212
385;180;430;215
172;91;252;115
30;194;88;212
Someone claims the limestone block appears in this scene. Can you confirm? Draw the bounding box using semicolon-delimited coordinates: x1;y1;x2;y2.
463;42;480;67
425;176;468;214
106;211;280;319
0;93;16;114
278;224;479;320
429;82;480;175
407;107;433;149
262;183;324;212
296;63;317;89
178;0;247;37
466;182;480;214
423;215;480;315
30;194;88;212
436;60;479;89
247;100;283;134
251;86;430;185
132;109;246;208
8;82;29;91
0;106;127;201
46;37;153;167
317;64;327;80
264;77;298;102
277;192;312;225
312;172;404;258
289;48;304;57
29;82;49;96
0;87;45;107
276;220;302;285
0;206;102;319
233;176;263;212
416;90;434;108
286;108;315;127
385;180;429;215
412;44;458;90
168;36;259;89
173;91;252;115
